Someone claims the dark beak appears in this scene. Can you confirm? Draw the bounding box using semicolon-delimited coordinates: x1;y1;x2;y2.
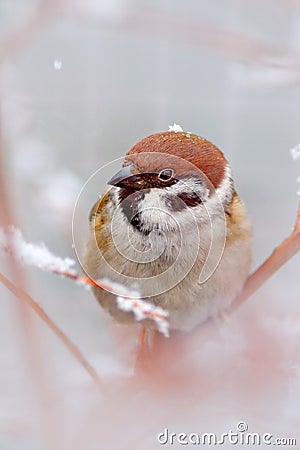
107;165;147;190
108;165;132;186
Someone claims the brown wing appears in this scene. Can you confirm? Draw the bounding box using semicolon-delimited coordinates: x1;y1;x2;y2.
89;199;102;223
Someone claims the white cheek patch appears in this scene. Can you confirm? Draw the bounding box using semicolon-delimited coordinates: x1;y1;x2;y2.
215;164;233;207
166;178;209;202
168;168;233;208
136;186;211;233
112;165;233;234
137;189;179;232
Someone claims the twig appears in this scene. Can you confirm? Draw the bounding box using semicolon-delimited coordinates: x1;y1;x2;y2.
55;271;170;336
0;227;170;336
231;201;300;311
0;75;60;447
0;270;103;389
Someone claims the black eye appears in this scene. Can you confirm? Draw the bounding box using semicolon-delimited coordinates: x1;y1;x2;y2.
158;168;175;182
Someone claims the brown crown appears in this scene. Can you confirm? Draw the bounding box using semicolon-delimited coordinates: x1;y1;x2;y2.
125;131;227;188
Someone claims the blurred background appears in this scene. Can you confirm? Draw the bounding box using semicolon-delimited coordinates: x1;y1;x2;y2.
0;1;299;449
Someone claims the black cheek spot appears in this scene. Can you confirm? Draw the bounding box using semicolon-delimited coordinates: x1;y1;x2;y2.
166;192;203;211
178;192;203;207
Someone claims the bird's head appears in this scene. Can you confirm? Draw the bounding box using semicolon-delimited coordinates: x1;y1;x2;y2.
108;131;233;233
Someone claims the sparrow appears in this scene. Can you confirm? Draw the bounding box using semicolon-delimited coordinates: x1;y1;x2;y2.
84;130;252;333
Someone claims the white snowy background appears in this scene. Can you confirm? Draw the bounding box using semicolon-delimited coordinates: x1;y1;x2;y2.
0;1;300;449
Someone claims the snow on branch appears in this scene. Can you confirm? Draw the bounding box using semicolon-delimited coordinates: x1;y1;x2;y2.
116;296;169;337
0;227;76;273
84;277;169;337
0;227;170;336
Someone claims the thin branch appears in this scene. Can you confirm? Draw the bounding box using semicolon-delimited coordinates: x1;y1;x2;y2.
0;271;103;389
231;201;300;311
0;74;60;446
54;270;169;332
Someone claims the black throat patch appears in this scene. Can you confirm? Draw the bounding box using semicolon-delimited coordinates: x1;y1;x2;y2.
118;188;148;233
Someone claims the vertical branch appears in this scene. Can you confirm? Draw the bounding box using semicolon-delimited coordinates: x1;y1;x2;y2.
0;86;57;450
231;201;300;310
0;1;62;447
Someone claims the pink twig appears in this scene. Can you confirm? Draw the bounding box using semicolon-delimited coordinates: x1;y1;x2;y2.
0;84;59;446
0;270;103;389
231;200;300;310
0;227;170;336
54;271;169;336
